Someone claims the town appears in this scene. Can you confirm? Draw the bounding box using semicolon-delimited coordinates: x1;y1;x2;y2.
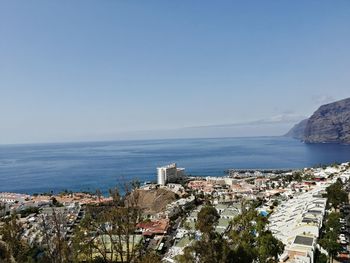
1;162;349;263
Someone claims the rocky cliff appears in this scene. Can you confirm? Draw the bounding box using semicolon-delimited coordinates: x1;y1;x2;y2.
285;119;308;140
286;98;350;144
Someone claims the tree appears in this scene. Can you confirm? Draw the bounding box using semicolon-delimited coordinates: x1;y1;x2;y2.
0;214;30;262
229;206;284;263
256;231;284;263
326;180;348;209
39;208;71;263
179;202;285;263
178;205;231;263
196;205;220;236
319;212;342;262
73;185;143;263
178;232;233;263
0;240;16;263
315;248;328;263
51;197;63;207
0;203;6;216
230;244;255;263
134;251;161;263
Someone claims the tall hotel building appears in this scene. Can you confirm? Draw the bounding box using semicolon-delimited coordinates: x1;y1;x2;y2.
157;163;185;185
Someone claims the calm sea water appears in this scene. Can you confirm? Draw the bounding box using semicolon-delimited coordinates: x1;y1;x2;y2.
0;136;350;194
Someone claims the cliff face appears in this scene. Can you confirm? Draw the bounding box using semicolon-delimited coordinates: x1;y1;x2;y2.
304;98;350;143
286;98;350;144
285;119;308;139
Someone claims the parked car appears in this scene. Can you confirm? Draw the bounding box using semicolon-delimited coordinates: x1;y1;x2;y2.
340;240;348;245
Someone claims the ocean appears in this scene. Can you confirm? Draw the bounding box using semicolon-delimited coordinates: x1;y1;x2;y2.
1;136;350;194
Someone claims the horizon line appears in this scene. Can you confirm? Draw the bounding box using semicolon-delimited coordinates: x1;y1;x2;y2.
0;135;288;147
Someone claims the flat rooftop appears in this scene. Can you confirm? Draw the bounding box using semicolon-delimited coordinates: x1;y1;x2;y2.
293;236;314;247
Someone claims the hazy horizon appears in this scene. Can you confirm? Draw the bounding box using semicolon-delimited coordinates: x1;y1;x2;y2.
1;1;350;144
0;125;298;146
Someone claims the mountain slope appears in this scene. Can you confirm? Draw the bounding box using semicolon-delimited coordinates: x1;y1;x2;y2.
286;98;350;144
285;119;308;139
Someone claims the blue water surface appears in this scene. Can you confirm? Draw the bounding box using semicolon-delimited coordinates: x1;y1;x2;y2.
0;136;350;194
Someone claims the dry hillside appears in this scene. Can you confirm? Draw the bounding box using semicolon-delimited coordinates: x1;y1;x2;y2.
127;188;177;215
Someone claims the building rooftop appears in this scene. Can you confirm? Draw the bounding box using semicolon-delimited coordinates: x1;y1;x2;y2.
293;236;314;247
137;219;169;236
158;163;177;169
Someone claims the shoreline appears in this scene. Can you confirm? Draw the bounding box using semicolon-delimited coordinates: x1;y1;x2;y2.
1;161;347;199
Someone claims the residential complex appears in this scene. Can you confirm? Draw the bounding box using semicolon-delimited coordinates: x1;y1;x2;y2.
1;162;349;263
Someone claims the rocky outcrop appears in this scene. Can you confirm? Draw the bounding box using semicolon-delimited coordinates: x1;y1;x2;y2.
285;119;308;140
286;98;350;144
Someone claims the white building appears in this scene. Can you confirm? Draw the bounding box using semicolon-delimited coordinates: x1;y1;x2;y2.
157;163;185;185
268;184;329;263
0;192;30;204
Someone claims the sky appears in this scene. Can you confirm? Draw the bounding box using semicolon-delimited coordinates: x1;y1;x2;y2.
1;1;350;144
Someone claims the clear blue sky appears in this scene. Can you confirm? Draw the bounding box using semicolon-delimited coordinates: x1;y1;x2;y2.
1;1;350;144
